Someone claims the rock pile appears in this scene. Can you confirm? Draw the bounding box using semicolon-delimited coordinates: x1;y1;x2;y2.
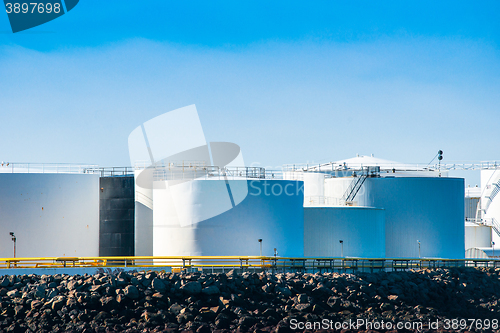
0;267;499;332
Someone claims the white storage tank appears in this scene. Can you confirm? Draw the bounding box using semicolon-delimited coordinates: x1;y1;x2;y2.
362;177;465;258
466;247;500;259
465;222;492;250
0;173;99;258
304;206;385;258
480;169;500;245
151;179;304;256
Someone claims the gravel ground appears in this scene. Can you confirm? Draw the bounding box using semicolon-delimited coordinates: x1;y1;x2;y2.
0;267;499;332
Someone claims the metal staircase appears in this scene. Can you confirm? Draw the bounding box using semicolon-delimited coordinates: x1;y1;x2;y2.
490;218;500;238
341;170;368;203
484;181;500;212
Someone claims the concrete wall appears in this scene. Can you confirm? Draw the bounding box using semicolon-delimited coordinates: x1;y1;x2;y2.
304;207;385;258
0;173;99;258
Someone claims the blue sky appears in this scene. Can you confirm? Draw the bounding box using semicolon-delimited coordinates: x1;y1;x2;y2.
0;1;499;185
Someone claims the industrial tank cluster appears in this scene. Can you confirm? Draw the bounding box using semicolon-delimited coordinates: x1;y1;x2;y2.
464;168;500;258
0;106;484;259
0;155;469;260
284;155;465;259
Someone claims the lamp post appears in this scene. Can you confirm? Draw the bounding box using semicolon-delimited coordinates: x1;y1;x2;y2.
417;240;421;259
339;240;344;258
9;232;16;258
258;239;262;256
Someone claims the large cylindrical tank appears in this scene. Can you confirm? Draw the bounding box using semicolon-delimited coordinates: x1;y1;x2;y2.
363;177;465;259
304;207;385;258
99;176;135;256
0;173;99;258
150;179;304;256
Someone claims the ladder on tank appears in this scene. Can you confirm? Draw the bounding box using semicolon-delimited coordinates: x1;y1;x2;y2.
489;218;500;238
484;181;500;213
341;170;368;203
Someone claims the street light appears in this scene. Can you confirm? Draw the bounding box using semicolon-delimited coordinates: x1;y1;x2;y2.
9;232;16;258
339;240;344;258
417;240;421;259
258;239;262;256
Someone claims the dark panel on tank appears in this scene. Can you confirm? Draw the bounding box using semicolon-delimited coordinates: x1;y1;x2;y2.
99;176;135;256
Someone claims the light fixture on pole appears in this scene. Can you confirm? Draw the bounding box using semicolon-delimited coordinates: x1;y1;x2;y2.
258;239;262;256
9;232;16;258
339;240;344;258
438;150;443;177
417;240;421;258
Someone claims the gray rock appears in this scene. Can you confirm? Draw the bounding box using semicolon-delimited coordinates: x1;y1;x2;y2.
202;285;220;295
31;300;43;310
89;285;102;293
116;278;128;287
297;294;308;304
6;290;20;298
169;303;183;315
239;315;257;327
46;289;58;299
311;286;332;297
34;285;46;298
181;281;202;294
66;280;79;291
124;285;139;299
152;277;167;292
0;277;10;287
215;313;231;329
51;296;65;310
294;303;312;312
100;296;117;310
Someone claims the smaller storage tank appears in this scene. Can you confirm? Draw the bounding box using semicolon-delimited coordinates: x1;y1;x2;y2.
465;222;492;250
466;247;500;259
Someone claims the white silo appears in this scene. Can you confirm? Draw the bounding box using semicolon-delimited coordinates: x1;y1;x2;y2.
152;179;304;256
361;177;465;258
465;222;492;250
480;169;500;245
0;169;99;258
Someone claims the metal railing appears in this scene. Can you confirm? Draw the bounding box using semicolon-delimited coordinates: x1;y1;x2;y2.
283;160;500;172
149;166;266;181
304;196;342;206
89;167;134;177
0;163;99;174
0;256;499;273
483;218;500;238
